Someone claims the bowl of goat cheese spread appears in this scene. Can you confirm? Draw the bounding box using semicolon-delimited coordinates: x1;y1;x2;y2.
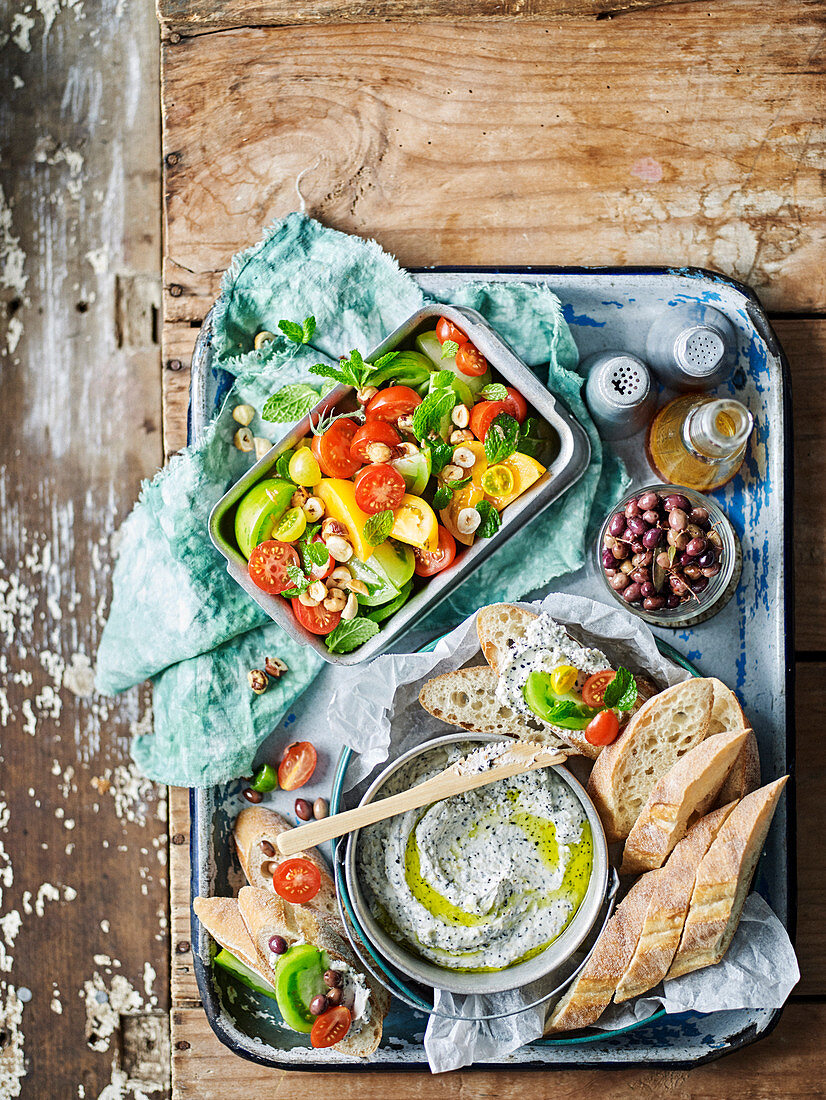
347;733;608;996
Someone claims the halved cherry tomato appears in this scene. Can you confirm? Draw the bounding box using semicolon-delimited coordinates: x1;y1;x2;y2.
469;388;529;441
304;534;334;581
413;526;457;577
311;418;360;479
455;344;488;377
365;386;422;423
277;740;318;789
291;597;341;636
501;386;528;423
436;316;469;347
311;1006;352;1049
585;709;621;747
350;420;401;462
272;857;321;904
582;670;617;708
354;463;405;515
248;541;300;595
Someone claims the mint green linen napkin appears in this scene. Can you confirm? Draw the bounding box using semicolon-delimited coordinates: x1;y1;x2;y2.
96;213;627;787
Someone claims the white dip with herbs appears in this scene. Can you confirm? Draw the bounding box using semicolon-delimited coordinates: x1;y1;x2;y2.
357;742;592;971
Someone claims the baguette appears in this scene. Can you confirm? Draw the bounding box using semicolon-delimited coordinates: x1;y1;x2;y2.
233;806;339;925
192;895;275;990
619;728;749;876
238;886;389;1057
587;679;715;842
614;802;736;1002
667;776;788;979
544;874;659;1033
708;679;760;804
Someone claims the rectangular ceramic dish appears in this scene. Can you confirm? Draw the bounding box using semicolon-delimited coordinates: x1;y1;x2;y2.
207;304;591;664
189;266;794;1070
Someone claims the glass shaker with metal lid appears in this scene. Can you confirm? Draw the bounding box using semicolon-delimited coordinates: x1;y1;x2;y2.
645;302;737;391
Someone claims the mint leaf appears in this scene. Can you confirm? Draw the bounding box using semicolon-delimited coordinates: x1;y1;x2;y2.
484;413;520;464
432;369;454;389
445;475;471;491
262;383;322;423
325;617;380;654
603;667;638;711
280;562;310;598
363;509;394;547
412;388;456;441
370;351;399;374
301;533;329;569
441;339;459;360
481;383;508;401
428;439;453;476
309;362;350;387
302;316;316;343
432;485;452;511
536;699;598;730
277;319;304;343
475;500;501;538
518;416;544;459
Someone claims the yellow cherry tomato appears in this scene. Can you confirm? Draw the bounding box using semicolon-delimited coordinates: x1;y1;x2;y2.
550;664;578;696
273;506;307;543
288;448;322;487
390;494;439;552
480;464;515;497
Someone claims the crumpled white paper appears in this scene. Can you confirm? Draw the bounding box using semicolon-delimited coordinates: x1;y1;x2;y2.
325;593;797;1072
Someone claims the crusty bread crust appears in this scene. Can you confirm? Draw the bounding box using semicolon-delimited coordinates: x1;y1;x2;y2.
707;680;760;805
667;776;788;979
614;803;736;1002
587;679;715;843
619;729;749;876
193;895;275;988
476;603;539;671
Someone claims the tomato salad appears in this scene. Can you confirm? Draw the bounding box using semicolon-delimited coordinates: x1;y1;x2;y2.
234;318;552;654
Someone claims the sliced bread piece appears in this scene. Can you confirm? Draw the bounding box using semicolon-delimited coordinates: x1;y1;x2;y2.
707;679;760;805
192;895;275;990
544;873;659;1033
238;886;389;1057
619;728;750;876
666;775;788;980
418;665;571;751
587;678;715;843
233;806;339;924
613;802;736;1002
476;603;539;671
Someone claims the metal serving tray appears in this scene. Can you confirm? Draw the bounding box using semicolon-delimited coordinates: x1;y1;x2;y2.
207;304;591;665
189;267;793;1070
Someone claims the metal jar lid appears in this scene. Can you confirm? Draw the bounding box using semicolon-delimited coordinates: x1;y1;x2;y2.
582;351;658;440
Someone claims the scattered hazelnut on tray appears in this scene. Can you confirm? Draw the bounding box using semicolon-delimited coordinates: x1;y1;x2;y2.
248;669;268;694
264;657;288;679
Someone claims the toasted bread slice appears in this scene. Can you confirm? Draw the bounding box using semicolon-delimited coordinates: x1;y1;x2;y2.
619;728;750;876
233;806;339;925
666;776;788;980
476;603;539;671
587;679;715;842
613;802;736;1002
238;886;389;1057
707;679;760;805
544;873;659;1033
192;895;275;990
418;666;571;751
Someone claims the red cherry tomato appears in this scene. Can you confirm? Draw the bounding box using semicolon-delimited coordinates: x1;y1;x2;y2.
501;386;528;423
582;670;618;708
311;1006;352;1049
354;463;405;515
277;740;318;789
469;388;529;440
291;597;341;636
304;534;333;581
436;317;469;347
272;857;321;904
455;344;489;377
585;709;621;747
248;541;300;595
311;418;360;479
365;386;422;422
413;526;457;577
349;420;401;462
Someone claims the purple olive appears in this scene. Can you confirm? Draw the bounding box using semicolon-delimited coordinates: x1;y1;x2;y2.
683;563;703;580
295;798;313;821
627;516;646;537
642;509;659;525
326;987;343;1006
323;969;342;988
656;551;671;570
625;500;641;519
685;537;707;557
621;527;636;544
670;575;687;595
697;550;716;568
631;540;645;554
310;995;329;1016
631;567;651;585
693;576;709;593
664;494;691;513
609;513;626;537
611;540;629;560
666;594;682;609
638;491;659;511
690;507;710;526
269;935;288;955
702;563;722;578
643;596;666;611
640;582;655;598
610;572;629;591
602;548;616;570
669;508;688;531
642;527;662;549
622;583;642;603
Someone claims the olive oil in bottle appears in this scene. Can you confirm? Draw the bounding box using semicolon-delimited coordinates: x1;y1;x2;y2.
645;395;754;490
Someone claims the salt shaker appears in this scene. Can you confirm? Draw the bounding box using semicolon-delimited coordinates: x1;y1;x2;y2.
645;302;736;391
581;351;658;440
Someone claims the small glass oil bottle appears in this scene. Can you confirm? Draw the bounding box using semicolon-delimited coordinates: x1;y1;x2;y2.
646;394;754;490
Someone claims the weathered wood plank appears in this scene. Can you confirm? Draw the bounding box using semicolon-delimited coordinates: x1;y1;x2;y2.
0;0;168;1095
161;3;826;318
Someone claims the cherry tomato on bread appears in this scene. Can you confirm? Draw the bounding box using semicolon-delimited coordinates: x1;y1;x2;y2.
581;670;618;708
248;541;300;595
365;386;421;422
584;709;620;747
291;597;341;636
413;526;456;577
435;317;468;348
354;463;405;515
311;1006;352;1048
312;418;360;479
272;857;321;904
349;420;401;462
455;344;488;378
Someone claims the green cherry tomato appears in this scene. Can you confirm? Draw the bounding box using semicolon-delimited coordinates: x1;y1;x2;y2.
288;448;322;487
250;763;278;793
273;506;307;543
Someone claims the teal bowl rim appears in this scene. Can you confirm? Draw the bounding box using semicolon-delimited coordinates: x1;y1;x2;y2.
328;632;700;1045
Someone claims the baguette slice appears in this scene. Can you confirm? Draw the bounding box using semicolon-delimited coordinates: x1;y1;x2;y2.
614;802;736;1002
619;728;750;876
544;874;659;1033
234;806;339;925
708;679;760;804
192;895;275;991
667;776;788;980
477;603;539;671
238;886;389;1058
587;679;715;843
418;666;571;752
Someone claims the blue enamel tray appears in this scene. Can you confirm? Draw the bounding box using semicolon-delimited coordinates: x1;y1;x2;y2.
188;267;793;1070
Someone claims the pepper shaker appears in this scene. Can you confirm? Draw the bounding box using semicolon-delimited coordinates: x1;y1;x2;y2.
581;351;658;440
645;302;737;391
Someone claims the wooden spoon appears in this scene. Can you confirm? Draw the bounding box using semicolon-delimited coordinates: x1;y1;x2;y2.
275;741;568;857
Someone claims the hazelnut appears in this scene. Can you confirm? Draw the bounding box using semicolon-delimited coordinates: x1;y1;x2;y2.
248;669;268;694
264;657;288;679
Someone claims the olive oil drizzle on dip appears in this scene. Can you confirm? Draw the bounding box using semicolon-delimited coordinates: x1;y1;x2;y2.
357;743;593;972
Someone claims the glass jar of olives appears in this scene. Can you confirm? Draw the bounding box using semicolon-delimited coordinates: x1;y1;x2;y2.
595;483;742;627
